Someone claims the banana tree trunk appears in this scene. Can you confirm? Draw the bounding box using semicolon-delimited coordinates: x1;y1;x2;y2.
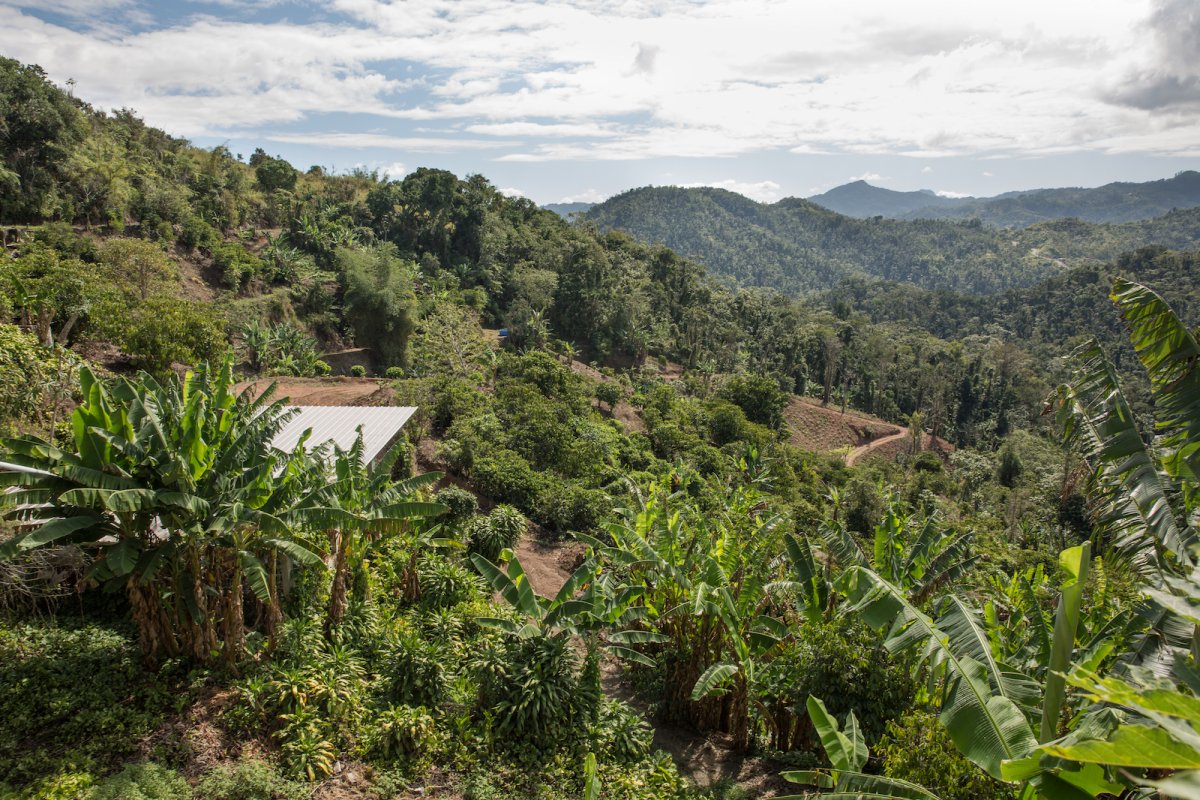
223;554;245;670
265;550;283;648
326;529;350;632
127;576;162;670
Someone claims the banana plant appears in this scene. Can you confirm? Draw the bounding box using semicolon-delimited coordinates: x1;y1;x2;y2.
581;474;792;750
1006;564;1200;797
818;498;977;605
469;550;668;664
839;542;1095;791
1;358;326;666
294;433;447;631
1052;280;1200;677
780;696;943;800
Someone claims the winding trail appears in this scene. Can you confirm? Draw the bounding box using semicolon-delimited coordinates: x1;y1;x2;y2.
845;428;910;466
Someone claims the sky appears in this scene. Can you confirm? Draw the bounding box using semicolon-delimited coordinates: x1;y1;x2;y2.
1;0;1198;205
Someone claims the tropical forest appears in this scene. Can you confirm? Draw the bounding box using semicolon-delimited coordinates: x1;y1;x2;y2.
2;46;1200;800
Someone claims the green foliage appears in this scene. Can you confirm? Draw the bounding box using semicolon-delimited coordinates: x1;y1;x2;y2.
0;324;75;433
535;479;609;535
338;245;417;369
586;185;1200;296
350;364;367;377
0;623;179;789
368;704;437;759
474;633;592;749
878;711;1016;800
471;449;543;508
467;504;526;561
194;758;307;800
435;485;479;523
589;701;653;763
759;617;914;748
87;763;189;800
0;58;85;222
419;555;485;609
381;632;449;708
718;373;788;429
996;445;1023;488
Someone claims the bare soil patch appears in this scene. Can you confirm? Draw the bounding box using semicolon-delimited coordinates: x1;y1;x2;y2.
234;377;395;407
782;396;900;454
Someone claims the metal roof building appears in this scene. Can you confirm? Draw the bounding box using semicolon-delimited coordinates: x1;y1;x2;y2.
272;406;418;464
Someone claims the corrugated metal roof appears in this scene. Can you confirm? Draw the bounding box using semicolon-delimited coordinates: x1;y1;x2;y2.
272;406;417;464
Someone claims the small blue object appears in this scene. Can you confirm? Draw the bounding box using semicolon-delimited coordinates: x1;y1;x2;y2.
498;328;509;337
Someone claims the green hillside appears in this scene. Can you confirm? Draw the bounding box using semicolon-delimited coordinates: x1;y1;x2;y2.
585;184;1200;295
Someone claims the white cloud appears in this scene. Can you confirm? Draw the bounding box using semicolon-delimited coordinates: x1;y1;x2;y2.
0;0;1192;162
558;189;608;203
982;171;994;177
498;186;527;197
681;179;783;202
379;161;408;179
849;171;887;183
921;166;934;173
935;189;971;198
262;132;516;152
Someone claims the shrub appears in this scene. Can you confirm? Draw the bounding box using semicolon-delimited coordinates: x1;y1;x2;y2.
997;444;1023;488
474;634;589;749
311;360;331;376
590;700;653;763
913;452;944;473
194;758;307;800
718;373;788;429
434;485;479;524
757;616;914;750
350;365;367;378
595;381;622;410
381;633;448;708
88;763;190;800
467;505;526;561
368;704;437;759
878;710;1017;800
385;366;404;379
471;449;543;509
419;556;485;609
535;481;609;534
177;215;220;252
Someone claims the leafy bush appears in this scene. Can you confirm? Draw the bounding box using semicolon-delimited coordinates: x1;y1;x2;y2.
385;366;404;379
195;757;308;800
434;485;478;524
471;449;543;509
718;373;788;429
88;763;189;800
419;556;485;609
368;704;437;759
177;215;220;252
350;365;367;377
535;480;609;535
878;710;1017;800
595;381;622;410
468;505;525;561
590;701;653;763
381;633;448;708
757;616;914;749
473;634;591;749
0;623;178;789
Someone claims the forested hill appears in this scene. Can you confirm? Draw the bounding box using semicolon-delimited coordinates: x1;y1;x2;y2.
810;171;1200;227
584;185;1200;296
807;181;963;218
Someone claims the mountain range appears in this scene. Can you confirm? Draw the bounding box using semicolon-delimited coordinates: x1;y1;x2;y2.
583;185;1200;297
807;171;1200;227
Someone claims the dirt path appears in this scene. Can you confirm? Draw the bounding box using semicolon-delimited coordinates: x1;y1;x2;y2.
845;428;910;466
